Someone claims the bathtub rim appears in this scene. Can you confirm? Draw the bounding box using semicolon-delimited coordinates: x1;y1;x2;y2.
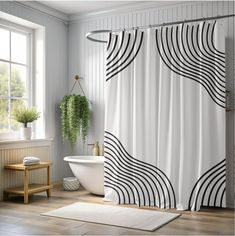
64;156;104;164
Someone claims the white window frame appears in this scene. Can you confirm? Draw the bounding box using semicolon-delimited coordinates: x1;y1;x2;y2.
0;19;33;139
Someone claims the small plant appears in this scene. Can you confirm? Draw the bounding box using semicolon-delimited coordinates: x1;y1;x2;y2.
60;94;89;145
13;106;40;128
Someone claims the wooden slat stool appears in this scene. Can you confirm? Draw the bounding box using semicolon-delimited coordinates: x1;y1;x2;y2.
4;162;53;204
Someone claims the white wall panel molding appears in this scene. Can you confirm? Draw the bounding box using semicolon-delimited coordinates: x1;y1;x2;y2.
0;138;53;150
68;1;194;23
15;1;68;23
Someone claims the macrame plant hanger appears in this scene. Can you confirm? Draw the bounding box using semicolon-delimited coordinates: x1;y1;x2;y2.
70;74;87;97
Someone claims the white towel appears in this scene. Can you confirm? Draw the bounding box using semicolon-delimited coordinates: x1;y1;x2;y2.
23;156;40;166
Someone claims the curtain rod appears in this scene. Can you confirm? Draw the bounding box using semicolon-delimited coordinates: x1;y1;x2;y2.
86;14;235;43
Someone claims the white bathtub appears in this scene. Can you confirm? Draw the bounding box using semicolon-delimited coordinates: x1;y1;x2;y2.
64;156;104;195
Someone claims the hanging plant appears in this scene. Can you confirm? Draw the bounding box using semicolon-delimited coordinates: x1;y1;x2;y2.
60;95;70;141
60;94;89;145
79;96;89;143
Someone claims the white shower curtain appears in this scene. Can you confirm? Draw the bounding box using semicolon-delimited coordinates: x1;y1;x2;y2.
104;20;226;211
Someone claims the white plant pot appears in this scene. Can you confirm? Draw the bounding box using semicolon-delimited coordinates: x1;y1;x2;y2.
20;127;32;140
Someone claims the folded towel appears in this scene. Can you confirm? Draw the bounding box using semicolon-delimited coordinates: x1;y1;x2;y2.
23;156;40;166
23;156;40;161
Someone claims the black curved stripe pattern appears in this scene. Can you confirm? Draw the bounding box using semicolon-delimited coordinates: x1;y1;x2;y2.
107;34;118;60
106;31;138;76
204;23;225;63
106;30;144;82
104;131;176;208
106;33;131;69
173;26;225;90
199;23;225;69
188;159;226;211
105;177;126;204
184;25;225;86
104;184;121;204
105;171;133;204
105;146;161;207
105;159;144;205
107;31;125;65
211;21;226;57
107;33;112;51
156;29;225;108
155;21;226;108
165;27;225;98
105;143;162;207
190;25;225;79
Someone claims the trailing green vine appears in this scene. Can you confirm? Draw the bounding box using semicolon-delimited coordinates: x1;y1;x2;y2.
79;96;89;143
60;95;69;142
60;94;89;145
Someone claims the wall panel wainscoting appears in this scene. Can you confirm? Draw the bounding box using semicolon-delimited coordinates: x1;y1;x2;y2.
68;1;234;208
0;141;52;201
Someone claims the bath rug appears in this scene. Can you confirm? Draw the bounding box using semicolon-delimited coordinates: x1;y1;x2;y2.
41;202;180;231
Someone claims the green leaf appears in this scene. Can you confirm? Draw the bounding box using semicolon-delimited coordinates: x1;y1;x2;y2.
12;106;40;127
60;94;90;146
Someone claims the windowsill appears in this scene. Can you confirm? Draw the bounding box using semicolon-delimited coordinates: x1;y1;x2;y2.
0;138;53;149
0;138;53;144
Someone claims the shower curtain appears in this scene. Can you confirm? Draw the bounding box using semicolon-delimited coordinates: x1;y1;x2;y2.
104;20;226;211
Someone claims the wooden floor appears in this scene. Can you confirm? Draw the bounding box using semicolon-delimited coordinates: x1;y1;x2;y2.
0;185;234;235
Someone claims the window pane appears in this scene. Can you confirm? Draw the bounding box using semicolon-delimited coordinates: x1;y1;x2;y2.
11;64;26;98
0;62;9;97
0;99;9;132
11;99;26;131
11;32;27;64
0;28;10;60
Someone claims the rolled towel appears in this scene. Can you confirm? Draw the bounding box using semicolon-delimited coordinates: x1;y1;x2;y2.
23;156;40;166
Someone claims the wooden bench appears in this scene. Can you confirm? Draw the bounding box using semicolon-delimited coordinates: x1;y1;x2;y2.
4;162;53;204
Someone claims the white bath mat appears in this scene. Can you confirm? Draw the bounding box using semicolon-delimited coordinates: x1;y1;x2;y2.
41;202;180;231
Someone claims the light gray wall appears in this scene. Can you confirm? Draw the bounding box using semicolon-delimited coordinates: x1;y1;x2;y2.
68;1;234;207
0;1;70;181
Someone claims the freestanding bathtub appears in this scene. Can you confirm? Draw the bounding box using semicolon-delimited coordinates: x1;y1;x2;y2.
64;156;104;195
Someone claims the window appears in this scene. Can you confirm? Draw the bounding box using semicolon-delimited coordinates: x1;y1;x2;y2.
0;15;45;141
0;21;32;136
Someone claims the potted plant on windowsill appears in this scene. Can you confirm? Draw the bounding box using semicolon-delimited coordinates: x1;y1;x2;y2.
13;106;40;140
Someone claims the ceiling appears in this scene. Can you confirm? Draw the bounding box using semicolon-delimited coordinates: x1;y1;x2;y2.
36;1;146;15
